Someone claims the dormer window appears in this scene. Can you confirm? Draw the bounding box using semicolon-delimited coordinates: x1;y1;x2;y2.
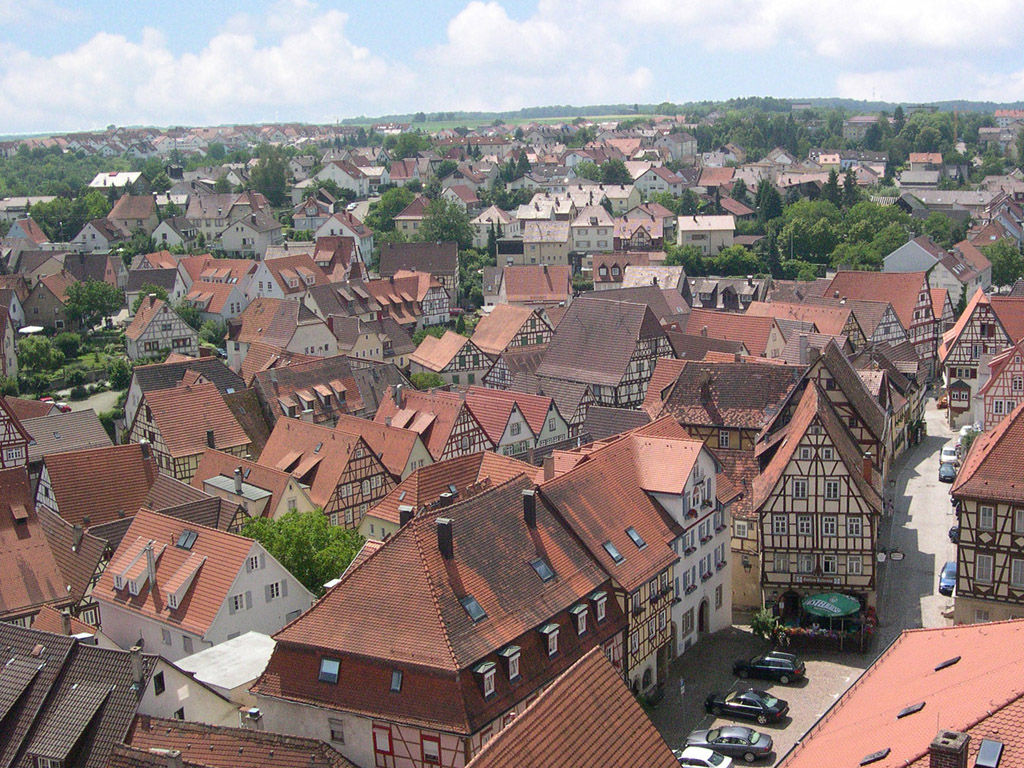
319;657;340;684
591;591;607;622
540;623;559;656
570;604;588;635
498;645;521;682
474;661;497;697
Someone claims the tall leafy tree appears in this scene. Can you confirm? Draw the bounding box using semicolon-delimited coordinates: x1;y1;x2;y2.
731;178;748;205
983;239;1024;287
842;169;860;209
822;169;842;208
364;187;414;232
419;198;473;250
754;178;782;222
250;146;288;206
64;280;123;328
600;158;633;185
574;161;601;181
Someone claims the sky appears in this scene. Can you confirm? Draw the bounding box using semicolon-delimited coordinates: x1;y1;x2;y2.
2;0;1024;134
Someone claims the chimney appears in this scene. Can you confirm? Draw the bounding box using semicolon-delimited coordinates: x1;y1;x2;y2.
398;505;414;528
808;346;820;364
61;612;72;636
147;292;157;307
234;467;243;495
395;384;404;408
436;518;454;560
799;334;809;366
72;524;83;552
701;325;708;337
833;290;840;299
206;430;215;449
862;452;872;484
523;489;537;528
928;730;969;768
747;274;753;286
140;439;151;459
543;455;555;482
129;645;145;686
145;543;156;586
437;491;454;507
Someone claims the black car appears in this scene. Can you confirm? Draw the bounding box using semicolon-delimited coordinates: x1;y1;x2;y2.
704;689;789;725
733;651;805;685
939;462;957;483
685;726;774;763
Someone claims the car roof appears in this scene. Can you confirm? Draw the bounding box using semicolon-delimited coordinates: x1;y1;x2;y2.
719;726;755;737
942;561;956;572
680;747;716;758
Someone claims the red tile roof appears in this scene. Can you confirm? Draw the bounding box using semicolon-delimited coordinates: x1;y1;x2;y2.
142;382;251;458
990;296;1024;344
952;399;1024;505
334;413;425;478
38;270;77;304
238;341;319;386
684;308;778;357
471;304;540;356
30;604;97;636
94;509;258;636
780;620;1024;768
126;295;177;341
938;287;987;364
375;387;492;460
466;647;678;768
41;443;159;527
502;265;572;304
746;300;854;337
231;297;323;347
465;385;557;442
3;396;55;420
826;271;930;331
191;449;297;515
410;330;473;372
263;253;330;295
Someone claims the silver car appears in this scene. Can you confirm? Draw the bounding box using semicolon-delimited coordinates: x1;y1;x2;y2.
685;726;774;763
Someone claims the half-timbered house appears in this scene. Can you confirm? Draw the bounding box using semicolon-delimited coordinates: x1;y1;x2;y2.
0;394;30;470
375;385;494;461
409;331;491;387
481;346;548;391
258;417;395;529
535;297;674;408
251;476;627;768
682;309;787;359
978;340;1024;430
951;401;1024;624
365;271;450;329
745;301;867;351
806;297;909;347
755;383;883;614
470;304;553;360
125;295;199;361
464;387;569;458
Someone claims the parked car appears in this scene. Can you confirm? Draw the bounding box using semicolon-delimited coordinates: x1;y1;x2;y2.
733;651;805;685
940;445;959;466
704;689;789;725
685;726;774;763
939;561;957;596
37;396;71;413
939;462;957;483
673;747;733;768
949;525;959;543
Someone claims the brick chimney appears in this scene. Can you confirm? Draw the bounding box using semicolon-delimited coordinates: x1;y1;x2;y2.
523;489;537;528
398;505;414;528
129;645;145;686
928;730;969;768
543;455;555;482
206;429;215;449
436;518;453;560
862;452;872;484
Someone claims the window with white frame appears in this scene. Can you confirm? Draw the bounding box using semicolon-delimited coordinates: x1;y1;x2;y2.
510;422;521;436
797;515;812;535
482;666;496;697
544;626;558;656
825;480;840;500
719;430;730;449
848;555;863;575
847;517;863;537
980;505;995;530
230;594;244;612
772;515;788;535
792;478;808;499
976;554;994;584
821;446;834;460
1014;375;1024;392
1012;559;1024;589
774;553;789;572
735;520;748;538
798;554;813;573
799;446;812;460
248;555;260;571
995;400;1006;415
822;516;837;536
422;735;441;765
822;554;837;574
573;606;587;635
329;718;345;744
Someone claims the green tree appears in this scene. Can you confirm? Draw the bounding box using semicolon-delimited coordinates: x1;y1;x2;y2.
150;172;172;194
754;178;782;222
240;510;364;596
213;176;232;193
731;178;748;205
64;280;123;328
434;160;458;180
410;371;445;390
574;161;601;181
455;314;467;335
18;336;64;372
842;169;860;209
107;357;132;390
411;326;446;346
53;332;81;359
364;187;414;233
206;142;226;161
250;146;288;206
175;301;203;330
131;284;170;313
983;239;1024;287
822;169;841;208
419;198;473;250
199;320;227;346
600;158;633;185
916;126;942;153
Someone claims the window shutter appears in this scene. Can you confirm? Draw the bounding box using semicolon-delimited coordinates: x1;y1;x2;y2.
245;591;252;610
265;585;273;603
281;579;288;597
259;553;266;569
245;557;252;573
228;598;236;615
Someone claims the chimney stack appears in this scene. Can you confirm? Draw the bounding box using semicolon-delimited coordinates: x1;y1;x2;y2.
234;467;243;495
928;730;970;768
72;524;83;552
543;455;555;482
436;518;453;560
523;489;537;528
206;430;215;449
395;384;404;408
862;452;872;484
398;505;414;528
437;492;454;508
140;439;151;459
799;334;809;366
701;325;708;337
129;645;145;686
61;612;72;636
145;543;156;586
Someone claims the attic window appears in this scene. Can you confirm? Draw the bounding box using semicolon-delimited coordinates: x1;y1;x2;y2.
318;657;340;684
390;669;403;693
176;530;198;550
977;739;1005;768
473;661;496;698
626;527;646;549
448;484;458;495
461;595;487;622
315;442;323;453
934;656;961;671
896;702;925;718
859;748;890;766
602;541;624;564
398;491;407;501
529;557;555;582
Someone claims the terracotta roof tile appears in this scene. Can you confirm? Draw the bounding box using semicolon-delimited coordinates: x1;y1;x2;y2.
334;412;426;478
30;605;97;636
131;357;244;399
952;399;1024;505
683;309;778;357
4;396;55;420
231;297;323;347
238;341;319;386
141;382;251;458
379;241;459;277
826;271;929;331
262;253;330;294
191;449;297;514
465;386;556;441
990;296;1024;344
471;305;541;357
746;300;855;337
410;330;473;372
375;387;492;460
502;265;572;304
21;409;111;464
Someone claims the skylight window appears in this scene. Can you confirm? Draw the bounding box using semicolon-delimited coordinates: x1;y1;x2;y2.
176;530;198;550
977;739;1004;768
859;748;890;766
461;595;487;622
934;656;961;671
602;541;624;564
896;702;925;719
530;558;555;582
626;527;646;549
315;442;323;453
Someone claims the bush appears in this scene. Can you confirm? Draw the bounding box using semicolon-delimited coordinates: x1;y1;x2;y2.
107;357;132;390
97;407;123;441
410;372;445;390
65;369;86;387
0;376;18;396
53;332;82;358
69;385;89;401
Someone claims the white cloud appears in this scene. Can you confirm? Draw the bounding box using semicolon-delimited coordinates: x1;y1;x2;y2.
0;0;411;133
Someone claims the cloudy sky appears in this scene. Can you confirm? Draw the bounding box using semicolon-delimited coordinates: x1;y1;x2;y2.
2;0;1023;134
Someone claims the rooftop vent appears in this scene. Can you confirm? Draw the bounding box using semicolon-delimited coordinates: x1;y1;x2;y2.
934;656;961;671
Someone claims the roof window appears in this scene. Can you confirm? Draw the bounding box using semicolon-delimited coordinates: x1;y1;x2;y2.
390;669;403;693
318;657;340;684
626;527;646;549
529;557;555;582
175;530;198;550
461;595;487;622
934;656;961;671
896;702;924;719
977;739;1004;768
602;541;624;564
859;748;890;766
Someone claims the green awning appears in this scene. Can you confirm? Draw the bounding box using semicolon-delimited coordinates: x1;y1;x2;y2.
802;593;860;618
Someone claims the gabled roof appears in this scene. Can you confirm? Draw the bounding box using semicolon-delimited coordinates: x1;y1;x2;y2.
230;297;324;347
746;300;856;337
262;253;330;294
41;443;159;528
368;452;541;526
938;288;988;364
537;297;667;387
581;405;652;441
185;280;242;314
132;356;243;398
683;308;778;358
37;270;77;304
94;509;258;636
126;296;186;341
252;354;363;420
125;267;181;294
978;340;1024;398
805;296;902;339
109;194;156;221
63;252;116;285
3;396;55;420
502;265;572;303
990;296;1024;344
952;400;1024;505
21;408;111;464
465;386;556;442
191;449;300;514
467;647;677;768
334;413;426;478
393;195;429;220
779;620;1024;768
238;342;318;386
141;382;250;458
410;330;479;372
471;304;541;357
826;271;930;330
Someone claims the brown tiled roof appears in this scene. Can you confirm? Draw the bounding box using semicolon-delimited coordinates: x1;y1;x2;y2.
929;287;949;320
410;330;473;372
179;254;255;285
826;271;929;330
238;341;318;386
990;296;1024;344
777;332;848;365
109;194;156;222
252;354;363;424
780;620;1024;768
30;604;97;636
334;413;425;478
124;716;355;768
42;443;159;527
938;287;987;364
38;270;77;304
682;309;777;357
126;295;173;341
502;265;572;303
36;503;107;607
21;409;111;464
231;297;322;347
698;166;735;187
817;339;888;442
131;357;244;399
368;452;542;526
142;382;251;459
379;241;459;277
581;405;651;441
258;475;619;734
952;399;1024;505
582;285;689;323
467;647;677;768
538;297;668;387
804;296;899;339
471;304;539;357
223;388;272;455
191;449;295;513
665;330;747;361
746;300;855;337
4;396;55;420
144;472;213;511
263;253;330;294
374;387;491;460
94;509;258;636
465;386;556;442
185;280;240;314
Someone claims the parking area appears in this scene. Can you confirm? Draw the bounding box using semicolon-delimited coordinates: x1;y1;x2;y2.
647;627;872;765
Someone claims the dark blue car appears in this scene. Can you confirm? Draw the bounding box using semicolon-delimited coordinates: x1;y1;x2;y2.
939;561;956;596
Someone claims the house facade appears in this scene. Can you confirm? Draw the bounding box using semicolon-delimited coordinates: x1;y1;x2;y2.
978;341;1024;430
125;296;199;361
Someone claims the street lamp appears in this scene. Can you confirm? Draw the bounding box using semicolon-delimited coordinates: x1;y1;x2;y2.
742;556;752;573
